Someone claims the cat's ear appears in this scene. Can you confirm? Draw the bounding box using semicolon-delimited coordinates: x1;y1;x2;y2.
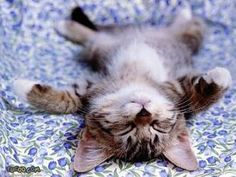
74;129;113;172
163;132;198;171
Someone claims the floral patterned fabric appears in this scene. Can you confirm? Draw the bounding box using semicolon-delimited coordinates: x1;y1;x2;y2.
0;0;236;176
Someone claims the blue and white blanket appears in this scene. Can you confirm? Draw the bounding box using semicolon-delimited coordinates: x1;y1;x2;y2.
0;0;236;176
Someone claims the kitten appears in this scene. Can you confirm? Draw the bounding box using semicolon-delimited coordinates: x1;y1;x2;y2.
13;8;232;172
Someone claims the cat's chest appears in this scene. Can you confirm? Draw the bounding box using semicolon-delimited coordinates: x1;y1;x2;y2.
110;42;168;82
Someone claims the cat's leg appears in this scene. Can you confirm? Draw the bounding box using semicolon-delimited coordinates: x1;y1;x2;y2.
55;20;115;60
56;20;118;72
162;67;232;115
13;79;88;114
170;8;206;54
55;20;96;44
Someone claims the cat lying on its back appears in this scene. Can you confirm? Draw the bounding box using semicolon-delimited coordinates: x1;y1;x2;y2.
13;8;232;172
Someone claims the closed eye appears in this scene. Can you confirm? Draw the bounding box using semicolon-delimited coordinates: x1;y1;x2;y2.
150;120;175;133
117;123;135;136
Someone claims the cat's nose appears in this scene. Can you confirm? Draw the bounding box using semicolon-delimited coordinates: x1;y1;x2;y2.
136;108;151;117
135;108;152;126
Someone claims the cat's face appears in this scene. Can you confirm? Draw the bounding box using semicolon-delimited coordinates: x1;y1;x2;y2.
88;82;178;160
74;82;197;172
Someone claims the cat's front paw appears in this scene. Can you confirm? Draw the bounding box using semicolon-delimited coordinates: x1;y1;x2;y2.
13;79;38;101
203;67;232;89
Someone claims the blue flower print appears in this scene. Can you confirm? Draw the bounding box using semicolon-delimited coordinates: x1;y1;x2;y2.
95;165;104;172
63;142;72;149
28;147;37;156
159;170;168;177
58;158;67;167
218;130;227;136
10;137;18;144
224;156;231;162
199;160;207;168
48;161;57;170
207;140;216;148
207;156;217;164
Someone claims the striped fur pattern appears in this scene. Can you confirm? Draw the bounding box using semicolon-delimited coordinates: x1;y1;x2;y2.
27;84;81;113
14;8;232;172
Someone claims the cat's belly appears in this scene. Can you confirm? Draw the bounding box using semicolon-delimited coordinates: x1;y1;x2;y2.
109;41;168;82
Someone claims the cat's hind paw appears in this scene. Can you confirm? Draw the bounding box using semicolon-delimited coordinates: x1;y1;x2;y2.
55;20;74;38
178;7;192;21
13;79;38;101
203;67;232;89
55;20;95;43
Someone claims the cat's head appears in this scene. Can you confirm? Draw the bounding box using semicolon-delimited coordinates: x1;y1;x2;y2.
74;81;198;172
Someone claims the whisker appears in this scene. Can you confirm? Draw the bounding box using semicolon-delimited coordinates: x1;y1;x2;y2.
170;96;203;113
176;96;215;114
169;94;195;110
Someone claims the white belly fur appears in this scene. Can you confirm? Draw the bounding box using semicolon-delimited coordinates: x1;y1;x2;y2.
111;41;168;82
